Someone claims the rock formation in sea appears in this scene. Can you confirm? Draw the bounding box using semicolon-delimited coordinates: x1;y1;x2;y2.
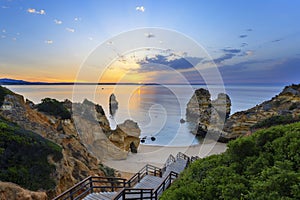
0;86;141;198
186;89;231;138
186;84;300;142
109;93;118;116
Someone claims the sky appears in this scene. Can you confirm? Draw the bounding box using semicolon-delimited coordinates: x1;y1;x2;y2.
0;0;300;84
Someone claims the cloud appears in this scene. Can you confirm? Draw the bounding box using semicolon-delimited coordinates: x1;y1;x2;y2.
271;39;282;43
27;8;46;15
136;6;145;12
65;27;75;33
246;28;253;32
218;57;300;84
88;37;93;41
1;6;9;9
239;34;248;38
74;17;82;21
241;42;248;47
45;40;53;44
137;54;203;72
212;54;236;64
222;48;241;54
54;19;62;25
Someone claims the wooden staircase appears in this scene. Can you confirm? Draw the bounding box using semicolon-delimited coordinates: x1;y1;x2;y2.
53;152;197;200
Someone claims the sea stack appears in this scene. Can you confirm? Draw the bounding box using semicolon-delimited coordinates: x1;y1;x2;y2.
109;93;119;116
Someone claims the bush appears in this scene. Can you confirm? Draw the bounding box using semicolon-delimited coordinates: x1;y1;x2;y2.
0;118;63;191
37;98;71;119
251;115;299;130
0;86;14;106
161;122;300;200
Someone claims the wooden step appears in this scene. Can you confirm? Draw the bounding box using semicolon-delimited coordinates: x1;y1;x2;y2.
83;192;117;200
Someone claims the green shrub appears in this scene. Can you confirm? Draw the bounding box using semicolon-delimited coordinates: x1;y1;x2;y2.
161;122;300;200
0;86;14;106
37;98;71;119
251;115;299;130
99;164;115;177
0;118;63;191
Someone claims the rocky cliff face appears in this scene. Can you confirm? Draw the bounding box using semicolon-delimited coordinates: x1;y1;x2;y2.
186;84;300;141
109;120;141;153
223;84;300;138
0;88;141;198
0;94;105;198
0;182;47;200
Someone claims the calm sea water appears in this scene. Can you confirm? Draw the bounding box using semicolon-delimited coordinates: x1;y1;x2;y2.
6;85;283;146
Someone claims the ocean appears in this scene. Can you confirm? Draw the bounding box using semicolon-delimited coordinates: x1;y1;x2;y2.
5;84;283;146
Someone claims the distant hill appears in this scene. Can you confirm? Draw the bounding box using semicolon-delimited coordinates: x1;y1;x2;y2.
0;78;31;85
0;78;69;85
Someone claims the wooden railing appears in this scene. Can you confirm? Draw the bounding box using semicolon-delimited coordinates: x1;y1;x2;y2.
53;176;126;200
161;154;176;175
53;152;194;200
126;164;162;188
153;171;178;199
114;188;154;200
191;155;200;163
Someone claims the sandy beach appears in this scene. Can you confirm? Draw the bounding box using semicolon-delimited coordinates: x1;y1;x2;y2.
103;140;227;173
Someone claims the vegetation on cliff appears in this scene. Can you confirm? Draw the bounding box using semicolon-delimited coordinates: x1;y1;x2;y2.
0;118;63;191
37;98;71;119
161;122;300;199
0;86;14;107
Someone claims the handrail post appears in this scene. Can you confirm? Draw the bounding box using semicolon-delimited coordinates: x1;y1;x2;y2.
146;164;148;175
89;177;93;194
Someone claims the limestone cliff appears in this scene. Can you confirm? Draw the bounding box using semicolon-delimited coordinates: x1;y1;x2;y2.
0;87;141;198
0;182;47;200
0;94;105;198
109;120;141;153
223;84;300;138
186;84;300;142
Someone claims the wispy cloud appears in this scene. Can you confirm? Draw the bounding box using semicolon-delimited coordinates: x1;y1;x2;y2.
137;54;203;72
241;42;248;47
271;39;282;43
54;19;62;25
246;28;253;32
222;48;241;54
213;54;236;64
74;17;82;21
27;8;46;15
136;6;145;12
239;34;248;38
1;5;9;9
45;40;53;44
65;27;75;33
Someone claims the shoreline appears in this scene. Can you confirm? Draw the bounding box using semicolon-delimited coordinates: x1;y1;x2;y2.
103;140;227;174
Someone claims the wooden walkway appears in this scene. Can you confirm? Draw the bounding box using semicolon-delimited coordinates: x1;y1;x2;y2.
78;153;189;200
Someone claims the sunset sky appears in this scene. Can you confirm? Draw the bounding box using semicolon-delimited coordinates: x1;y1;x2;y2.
0;0;300;84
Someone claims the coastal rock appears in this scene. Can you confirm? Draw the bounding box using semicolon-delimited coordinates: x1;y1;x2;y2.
186;88;231;136
109;93;118;116
0;92;108;198
109;120;141;153
222;84;300;139
0;182;47;200
186;88;211;123
186;84;300;142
